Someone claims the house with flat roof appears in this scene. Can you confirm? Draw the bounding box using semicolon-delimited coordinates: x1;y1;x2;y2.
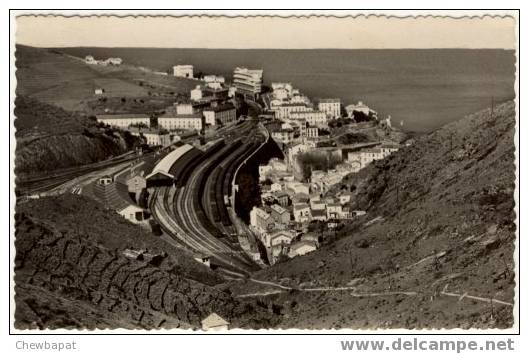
173;65;194;78
318;98;341;119
293;203;311;223
288;240;318;258
203;103;236;126
270;204;290;225
201;313;229;331
96;114;150;129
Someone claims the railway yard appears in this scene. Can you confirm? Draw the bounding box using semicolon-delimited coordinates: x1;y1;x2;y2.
149;119;268;276
18;118;270;278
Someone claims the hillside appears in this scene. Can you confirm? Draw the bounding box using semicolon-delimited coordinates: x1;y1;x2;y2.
14;195;281;329
230;101;516;329
14;96;140;179
15;45;196;113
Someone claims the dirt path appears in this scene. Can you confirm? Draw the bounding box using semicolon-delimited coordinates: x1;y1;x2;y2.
241;278;514;308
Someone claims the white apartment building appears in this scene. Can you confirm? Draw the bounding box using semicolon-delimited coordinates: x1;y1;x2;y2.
190;86;203;101
271;129;295;144
173;65;194;78
345;101;375;118
96;114;150;129
233;67;263;98
203;104;237;126
290;110;328;128
129;128;172;147
175;103;195;115
158;114;204;131
348;146;399;169
273;103;311;120
293;203;311;223
204;75;225;83
318;98;341;119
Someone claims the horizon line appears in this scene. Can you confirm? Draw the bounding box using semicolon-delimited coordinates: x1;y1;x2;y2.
16;44;515;51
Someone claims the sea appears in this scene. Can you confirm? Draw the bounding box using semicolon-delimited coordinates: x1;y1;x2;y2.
56;48;516;133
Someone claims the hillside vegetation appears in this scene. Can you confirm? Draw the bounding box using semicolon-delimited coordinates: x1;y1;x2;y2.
231;101;516;329
15;45;196;113
15;195;280;329
14;96;139;179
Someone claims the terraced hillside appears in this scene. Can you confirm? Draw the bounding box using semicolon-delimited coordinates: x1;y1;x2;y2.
14;195;280;329
230;101;517;329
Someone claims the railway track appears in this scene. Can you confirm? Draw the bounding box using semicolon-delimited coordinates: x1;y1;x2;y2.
17;151;143;194
147;119;267;275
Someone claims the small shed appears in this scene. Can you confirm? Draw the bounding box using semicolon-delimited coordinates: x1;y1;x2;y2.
201;313;229;331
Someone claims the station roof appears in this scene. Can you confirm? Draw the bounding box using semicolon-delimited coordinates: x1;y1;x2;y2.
146;144;193;179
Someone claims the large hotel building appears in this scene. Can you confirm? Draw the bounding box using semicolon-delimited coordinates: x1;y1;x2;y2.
233;67;263;99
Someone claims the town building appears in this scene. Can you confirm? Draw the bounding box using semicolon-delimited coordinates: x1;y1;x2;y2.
271;192;290;207
105;57;123;65
259;165;273;182
129;127;172;147
337;191;352;205
270;182;282;192
310;198;326;211
288;240;318;258
190;86;203;101
326;202;343;220
306;126;319;139
270;159;288;172
158;113;204;131
271;128;295;144
290;110;328;128
233;67;263;99
92;177;147;224
347;145;399;170
201;313;229;331
126;174;147;196
265;230;297;263
203;103;237;126
85;55;96;64
270;204;291;224
173;65;194;78
318;98;341;119
272;103;311;120
175;103;195;115
203;86;230;100
204;75;225;83
96;114;151;129
94;88;104;95
345;101;376;118
311;209;327;222
293;203;311;223
286;182;310;195
250;206;275;234
271;82;294;100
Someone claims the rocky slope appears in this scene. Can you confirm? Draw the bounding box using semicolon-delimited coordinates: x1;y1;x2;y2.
230;101;516;329
15;96;139;178
14;195;280;330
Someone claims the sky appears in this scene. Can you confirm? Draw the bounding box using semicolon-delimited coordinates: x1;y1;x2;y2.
15;14;516;49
